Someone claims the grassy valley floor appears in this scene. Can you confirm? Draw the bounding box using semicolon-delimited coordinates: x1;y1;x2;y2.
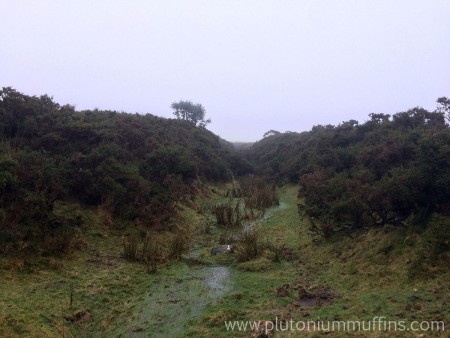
0;185;449;337
186;186;450;337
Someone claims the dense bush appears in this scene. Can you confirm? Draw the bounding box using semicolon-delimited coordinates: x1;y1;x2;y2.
246;100;450;237
0;87;250;255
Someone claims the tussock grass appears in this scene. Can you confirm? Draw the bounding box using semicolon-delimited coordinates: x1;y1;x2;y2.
142;233;164;273
234;229;263;262
168;227;191;261
211;199;244;228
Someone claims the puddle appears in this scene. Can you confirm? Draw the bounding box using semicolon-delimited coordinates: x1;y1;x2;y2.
127;201;288;337
205;266;230;294
127;264;231;337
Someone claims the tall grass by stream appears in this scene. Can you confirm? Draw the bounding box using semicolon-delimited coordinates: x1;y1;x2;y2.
210;178;286;263
121;177;280;272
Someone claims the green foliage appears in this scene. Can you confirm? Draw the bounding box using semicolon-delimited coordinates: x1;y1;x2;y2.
0;87;247;255
141;145;197;183
408;215;450;277
0;155;18;213
246;101;450;239
171;100;211;127
234;229;263;262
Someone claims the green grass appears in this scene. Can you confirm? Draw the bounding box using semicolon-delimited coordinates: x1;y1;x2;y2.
0;232;149;337
0;183;240;337
0;197;214;337
185;185;450;337
1;185;449;337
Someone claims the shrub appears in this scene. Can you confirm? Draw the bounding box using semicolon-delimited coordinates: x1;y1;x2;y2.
211;200;243;228
234;229;263;262
122;235;140;261
409;216;450;278
43;226;85;256
142;233;164;273
239;176;279;211
168;228;190;261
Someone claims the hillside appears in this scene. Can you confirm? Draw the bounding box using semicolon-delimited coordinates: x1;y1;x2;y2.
246;104;450;235
0;88;449;337
0;87;251;255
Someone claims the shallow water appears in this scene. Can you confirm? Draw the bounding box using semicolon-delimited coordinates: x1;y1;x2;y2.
205;266;230;294
127;201;287;337
127;263;232;337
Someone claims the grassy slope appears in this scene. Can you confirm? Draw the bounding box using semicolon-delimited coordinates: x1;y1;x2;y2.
186;186;449;337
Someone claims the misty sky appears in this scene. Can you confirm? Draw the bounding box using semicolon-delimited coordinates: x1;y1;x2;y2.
1;1;449;142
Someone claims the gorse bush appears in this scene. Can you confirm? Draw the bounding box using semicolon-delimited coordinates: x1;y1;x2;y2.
0;87;251;255
408;215;450;278
245;101;450;238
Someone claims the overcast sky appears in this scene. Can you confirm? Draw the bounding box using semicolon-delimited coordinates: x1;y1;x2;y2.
1;1;449;142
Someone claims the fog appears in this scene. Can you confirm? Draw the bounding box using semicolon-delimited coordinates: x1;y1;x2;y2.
1;0;449;141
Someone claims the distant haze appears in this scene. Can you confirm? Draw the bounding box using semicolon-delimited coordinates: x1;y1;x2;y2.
1;0;449;142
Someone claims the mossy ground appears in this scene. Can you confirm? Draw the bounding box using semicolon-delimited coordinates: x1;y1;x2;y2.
0;185;448;337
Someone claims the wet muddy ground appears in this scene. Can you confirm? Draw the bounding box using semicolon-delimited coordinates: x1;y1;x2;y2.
126;202;288;337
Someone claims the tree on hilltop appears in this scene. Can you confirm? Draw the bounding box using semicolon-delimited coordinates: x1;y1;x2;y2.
171;100;211;127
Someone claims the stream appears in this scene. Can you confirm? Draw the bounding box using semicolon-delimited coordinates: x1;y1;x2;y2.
127;253;232;337
127;202;288;337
